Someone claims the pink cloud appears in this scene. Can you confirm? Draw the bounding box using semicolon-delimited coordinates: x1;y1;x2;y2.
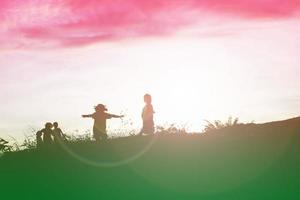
1;0;300;49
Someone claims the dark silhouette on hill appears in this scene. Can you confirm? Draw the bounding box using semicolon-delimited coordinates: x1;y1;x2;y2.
36;131;43;149
53;122;64;143
40;122;54;145
140;94;155;135
82;104;124;141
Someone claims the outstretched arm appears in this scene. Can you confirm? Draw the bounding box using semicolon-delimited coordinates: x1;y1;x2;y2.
58;128;65;137
82;114;93;118
58;128;67;140
107;114;124;119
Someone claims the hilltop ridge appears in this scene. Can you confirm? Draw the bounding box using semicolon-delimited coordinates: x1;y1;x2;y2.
1;116;300;200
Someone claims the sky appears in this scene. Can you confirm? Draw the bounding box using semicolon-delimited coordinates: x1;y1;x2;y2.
1;0;300;140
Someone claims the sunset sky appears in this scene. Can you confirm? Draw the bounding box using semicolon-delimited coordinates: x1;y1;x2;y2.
1;0;300;140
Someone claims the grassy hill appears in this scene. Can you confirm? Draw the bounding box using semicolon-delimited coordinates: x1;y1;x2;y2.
1;117;300;200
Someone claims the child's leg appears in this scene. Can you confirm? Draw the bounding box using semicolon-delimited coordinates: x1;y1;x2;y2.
100;132;108;140
142;120;155;134
139;127;144;135
94;134;100;142
93;128;101;142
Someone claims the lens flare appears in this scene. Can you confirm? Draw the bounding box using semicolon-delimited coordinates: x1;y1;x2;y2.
56;135;158;167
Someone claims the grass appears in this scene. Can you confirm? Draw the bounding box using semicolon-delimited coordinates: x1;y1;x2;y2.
1;117;300;200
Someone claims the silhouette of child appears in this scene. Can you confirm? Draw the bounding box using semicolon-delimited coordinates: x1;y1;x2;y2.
40;122;54;145
82;104;123;141
53;122;64;143
140;94;155;134
36;131;43;148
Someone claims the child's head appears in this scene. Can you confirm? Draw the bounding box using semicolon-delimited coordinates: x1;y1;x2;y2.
45;122;53;130
95;104;107;112
36;131;42;137
144;94;152;104
53;122;58;128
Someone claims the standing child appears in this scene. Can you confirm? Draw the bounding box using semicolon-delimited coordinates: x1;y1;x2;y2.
82;104;123;141
53;122;64;144
36;131;43;149
140;94;155;135
40;122;54;145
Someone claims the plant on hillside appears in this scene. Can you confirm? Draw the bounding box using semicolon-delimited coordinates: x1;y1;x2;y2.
22;134;37;150
156;124;188;135
65;133;92;143
203;117;239;133
0;138;13;153
7;136;22;151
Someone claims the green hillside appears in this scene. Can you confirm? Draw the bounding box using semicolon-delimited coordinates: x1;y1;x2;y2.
1;117;300;200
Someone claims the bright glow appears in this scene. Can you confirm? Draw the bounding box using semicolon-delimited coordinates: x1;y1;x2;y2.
1;1;300;140
1;18;300;141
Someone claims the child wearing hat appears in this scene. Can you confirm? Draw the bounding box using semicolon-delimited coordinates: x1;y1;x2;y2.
82;104;123;141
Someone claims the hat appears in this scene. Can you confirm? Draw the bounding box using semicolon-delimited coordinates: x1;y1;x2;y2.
94;104;107;111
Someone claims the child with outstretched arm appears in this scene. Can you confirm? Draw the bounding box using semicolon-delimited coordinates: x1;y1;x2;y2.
82;104;123;141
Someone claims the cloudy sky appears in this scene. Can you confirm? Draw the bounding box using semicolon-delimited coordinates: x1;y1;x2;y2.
1;0;300;140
